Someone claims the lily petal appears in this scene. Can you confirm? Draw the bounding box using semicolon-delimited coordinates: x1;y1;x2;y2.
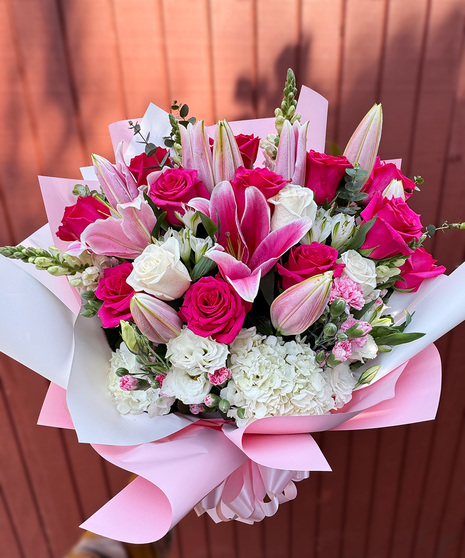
274;119;296;181
240;187;270;256
115;142;138;199
130;293;182;344
291;121;309;187
92;153;135;208
213;120;243;183
180;121;215;193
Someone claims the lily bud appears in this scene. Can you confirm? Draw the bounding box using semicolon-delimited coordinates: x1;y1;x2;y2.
213;120;243;183
343;104;383;177
271;271;333;336
382;178;405;201
120;320;142;353
130;293;182;344
179;120;215;193
92;153;137;208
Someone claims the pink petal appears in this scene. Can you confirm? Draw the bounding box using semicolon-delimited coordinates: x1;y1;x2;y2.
240;187;270;256
206;248;252;280
291;121;309;187
225;269;262;303
82;218;143;258
119;195;156;248
274;120;295;181
187;196;212;217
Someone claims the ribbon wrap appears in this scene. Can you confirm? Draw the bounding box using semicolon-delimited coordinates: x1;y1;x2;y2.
194;461;309;524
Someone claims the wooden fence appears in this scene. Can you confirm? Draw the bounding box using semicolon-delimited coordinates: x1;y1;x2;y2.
0;0;464;556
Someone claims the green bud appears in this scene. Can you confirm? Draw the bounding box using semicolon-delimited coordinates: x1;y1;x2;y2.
315;350;326;364
47;266;68;276
377;345;392;353
330;298;346;318
34;257;54;267
81;309;95;318
323;323;338;338
115;367;129;377
81;290;96;301
121;321;141;354
136;379;150;390
205;393;220;408
237;407;246;419
219;399;230;413
337;333;348;341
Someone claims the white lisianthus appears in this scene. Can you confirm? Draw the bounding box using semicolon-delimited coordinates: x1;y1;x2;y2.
161;367;211;405
330;214;356;250
269;184;317;232
301;207;333;244
351;334;378;362
323;362;356;408
167;327;228;373
108;343;159;415
338;249;377;296
126;237;191;300
221;331;338;427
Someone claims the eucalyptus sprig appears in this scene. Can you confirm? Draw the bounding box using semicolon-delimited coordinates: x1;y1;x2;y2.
163;100;197;165
0;245;88;276
128;120;171;171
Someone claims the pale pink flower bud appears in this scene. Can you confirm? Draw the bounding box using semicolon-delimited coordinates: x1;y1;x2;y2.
270;271;333;336
130;292;182;344
343;104;383;178
189;404;205;415
120;375;138;391
92;151;138;208
213;120;243;183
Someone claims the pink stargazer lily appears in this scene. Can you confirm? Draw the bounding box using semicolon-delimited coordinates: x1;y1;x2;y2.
274;119;309;187
190;181;311;302
343;104;383;178
270;271;333;336
92;142;139;208
130;293;182;344
81;192;156;258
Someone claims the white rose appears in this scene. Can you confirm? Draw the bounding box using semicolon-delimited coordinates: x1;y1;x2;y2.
269;184;317;231
324;362;356;408
330;214;356;250
167;327;228;373
338;250;377;296
162;367;211;404
301;207;332;244
126;237;191;300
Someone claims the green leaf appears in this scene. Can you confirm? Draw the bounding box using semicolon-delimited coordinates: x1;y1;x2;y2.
374;331;425;346
191;256;217;282
180;104;189;118
426;224;436;237
72;184;92;197
345;167;357;177
164;138;175;148
187;116;197;125
355;365;381;388
359;247;377;257
344;217;376;251
352;299;376;321
199;212;218;240
151;211;168;238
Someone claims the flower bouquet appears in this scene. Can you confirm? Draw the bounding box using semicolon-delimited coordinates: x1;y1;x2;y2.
1;70;464;543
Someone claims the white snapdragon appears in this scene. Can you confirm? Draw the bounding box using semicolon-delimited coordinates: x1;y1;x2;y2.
166;327;228;373
330;213;356;249
338;250;377;296
268;184;317;231
68;252;115;292
126;237;191;300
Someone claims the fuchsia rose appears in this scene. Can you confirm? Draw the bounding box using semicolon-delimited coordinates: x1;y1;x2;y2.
95;262;135;328
305;150;352;205
129;149;170;187
56;196;111;242
277;242;344;291
360;192;423;259
148;168;210;224
235;134;260;169
394;247;446;292
362;157;415;204
230;167;289;217
179;277;247;344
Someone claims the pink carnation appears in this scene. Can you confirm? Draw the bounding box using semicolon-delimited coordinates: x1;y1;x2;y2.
329;275;365;310
332;340;352;362
340;315;372;335
189;404;204;415
119;375;138;391
155;374;166;387
208;367;232;386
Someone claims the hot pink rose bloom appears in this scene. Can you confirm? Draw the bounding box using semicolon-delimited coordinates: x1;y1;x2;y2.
360;192;423;259
129;149;171;187
277;242;344;290
179;277;247;344
230;167;289;217
305;150;352;205
95;262;134;328
235;134;260;169
361;157;415;204
57;196;111;242
148;168;210;224
394;247;446;292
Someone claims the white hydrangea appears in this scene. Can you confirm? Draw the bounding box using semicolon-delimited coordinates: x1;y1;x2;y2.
167;327;228;373
221;329;352;427
108;343;170;416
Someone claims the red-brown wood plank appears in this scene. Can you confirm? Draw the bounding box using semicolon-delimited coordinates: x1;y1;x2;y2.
290;474;320;558
161;0;215;125
256;0;300;118
0;486;23;558
111;0;170;118
210;0;256;121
